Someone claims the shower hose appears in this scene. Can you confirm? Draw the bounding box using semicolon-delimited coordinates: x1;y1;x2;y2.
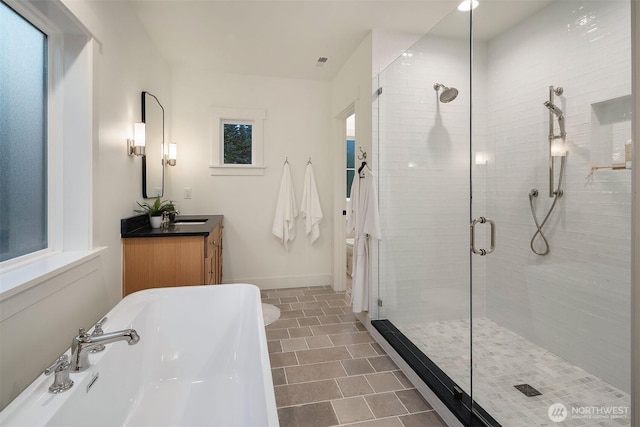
528;157;566;256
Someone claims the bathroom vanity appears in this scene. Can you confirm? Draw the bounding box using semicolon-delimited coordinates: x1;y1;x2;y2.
121;215;223;296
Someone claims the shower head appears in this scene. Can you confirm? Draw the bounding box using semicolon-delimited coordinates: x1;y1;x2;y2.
544;101;564;118
433;83;459;103
544;100;566;138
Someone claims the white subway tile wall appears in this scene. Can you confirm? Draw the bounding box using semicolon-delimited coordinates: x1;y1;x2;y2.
484;0;631;394
376;0;631;422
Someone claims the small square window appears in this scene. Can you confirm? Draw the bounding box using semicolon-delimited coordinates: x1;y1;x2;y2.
210;107;265;176
222;121;253;165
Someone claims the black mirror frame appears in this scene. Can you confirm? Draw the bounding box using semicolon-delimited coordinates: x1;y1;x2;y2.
141;91;165;199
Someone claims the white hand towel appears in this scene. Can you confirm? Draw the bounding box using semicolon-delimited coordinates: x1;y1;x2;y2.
300;163;323;244
272;163;298;249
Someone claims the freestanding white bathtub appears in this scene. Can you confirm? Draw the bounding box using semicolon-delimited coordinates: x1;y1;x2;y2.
0;284;279;427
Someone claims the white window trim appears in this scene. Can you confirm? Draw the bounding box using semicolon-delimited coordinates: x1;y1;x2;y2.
210;107;266;176
0;0;97;296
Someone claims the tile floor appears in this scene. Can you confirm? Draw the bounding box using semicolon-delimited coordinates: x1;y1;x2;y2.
261;285;448;427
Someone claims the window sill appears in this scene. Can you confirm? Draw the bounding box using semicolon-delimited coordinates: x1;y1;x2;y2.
209;165;266;176
0;248;107;303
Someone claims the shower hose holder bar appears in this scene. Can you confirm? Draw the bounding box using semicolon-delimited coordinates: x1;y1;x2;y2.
546;85;566;198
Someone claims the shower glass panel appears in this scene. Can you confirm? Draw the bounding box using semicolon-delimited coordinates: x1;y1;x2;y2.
471;1;632;425
374;0;632;426
374;7;476;424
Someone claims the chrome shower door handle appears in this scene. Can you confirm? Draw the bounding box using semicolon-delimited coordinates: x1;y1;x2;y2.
470;217;496;256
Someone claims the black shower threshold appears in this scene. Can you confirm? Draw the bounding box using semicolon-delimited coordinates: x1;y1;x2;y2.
371;319;501;427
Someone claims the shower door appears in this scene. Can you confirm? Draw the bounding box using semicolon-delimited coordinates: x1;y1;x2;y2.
470;1;632;426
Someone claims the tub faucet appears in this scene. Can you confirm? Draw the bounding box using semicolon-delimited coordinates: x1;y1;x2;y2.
70;327;140;372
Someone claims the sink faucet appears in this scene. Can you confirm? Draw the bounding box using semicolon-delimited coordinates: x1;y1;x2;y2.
70;327;140;372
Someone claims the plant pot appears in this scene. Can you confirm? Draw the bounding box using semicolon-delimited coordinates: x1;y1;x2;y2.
150;216;162;228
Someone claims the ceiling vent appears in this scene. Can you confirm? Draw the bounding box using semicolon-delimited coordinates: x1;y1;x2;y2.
316;57;329;67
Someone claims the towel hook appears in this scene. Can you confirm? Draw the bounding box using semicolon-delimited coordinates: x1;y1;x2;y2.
307;157;312;165
357;147;367;160
284;157;289;165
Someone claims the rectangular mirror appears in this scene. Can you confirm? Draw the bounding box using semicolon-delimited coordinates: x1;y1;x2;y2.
142;91;164;198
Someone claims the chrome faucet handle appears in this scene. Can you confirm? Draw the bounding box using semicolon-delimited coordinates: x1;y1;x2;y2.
44;355;69;375
90;318;108;352
92;317;108;334
44;355;74;393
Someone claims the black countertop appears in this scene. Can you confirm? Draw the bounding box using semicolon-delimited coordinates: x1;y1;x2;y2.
121;214;223;238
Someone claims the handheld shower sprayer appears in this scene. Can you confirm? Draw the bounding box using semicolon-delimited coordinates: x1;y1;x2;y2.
544;101;566;138
529;85;567;256
543;101;563;117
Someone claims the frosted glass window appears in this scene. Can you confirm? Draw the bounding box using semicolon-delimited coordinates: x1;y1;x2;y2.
0;2;48;262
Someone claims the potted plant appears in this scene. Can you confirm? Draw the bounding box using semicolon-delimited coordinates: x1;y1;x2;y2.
135;197;178;228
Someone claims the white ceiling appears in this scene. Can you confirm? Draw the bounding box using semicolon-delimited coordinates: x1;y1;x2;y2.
130;0;554;81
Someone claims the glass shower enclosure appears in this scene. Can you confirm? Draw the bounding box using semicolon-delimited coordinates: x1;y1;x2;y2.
372;1;632;425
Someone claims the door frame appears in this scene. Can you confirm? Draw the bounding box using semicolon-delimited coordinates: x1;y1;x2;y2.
332;103;356;292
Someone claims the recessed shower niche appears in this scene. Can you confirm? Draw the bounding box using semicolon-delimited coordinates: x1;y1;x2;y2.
590;94;633;171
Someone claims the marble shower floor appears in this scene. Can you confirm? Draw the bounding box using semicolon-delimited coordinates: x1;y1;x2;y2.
402;318;631;426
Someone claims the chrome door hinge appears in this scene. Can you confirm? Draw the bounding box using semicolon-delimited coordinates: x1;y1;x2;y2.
377;298;383;307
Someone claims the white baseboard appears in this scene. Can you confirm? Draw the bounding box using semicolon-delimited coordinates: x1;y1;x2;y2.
224;274;333;290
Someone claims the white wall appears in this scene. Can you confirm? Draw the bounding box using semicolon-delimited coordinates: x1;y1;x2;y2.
167;67;332;289
484;0;632;393
372;28;423;78
0;0;171;410
64;0;172;301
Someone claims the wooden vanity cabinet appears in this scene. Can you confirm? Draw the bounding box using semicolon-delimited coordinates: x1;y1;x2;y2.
204;223;223;286
123;221;223;296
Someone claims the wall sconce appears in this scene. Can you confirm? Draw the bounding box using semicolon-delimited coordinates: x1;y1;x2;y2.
164;142;177;166
128;122;146;156
550;137;567;157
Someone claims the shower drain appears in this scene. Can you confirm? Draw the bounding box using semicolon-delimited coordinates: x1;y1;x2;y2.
514;383;542;397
